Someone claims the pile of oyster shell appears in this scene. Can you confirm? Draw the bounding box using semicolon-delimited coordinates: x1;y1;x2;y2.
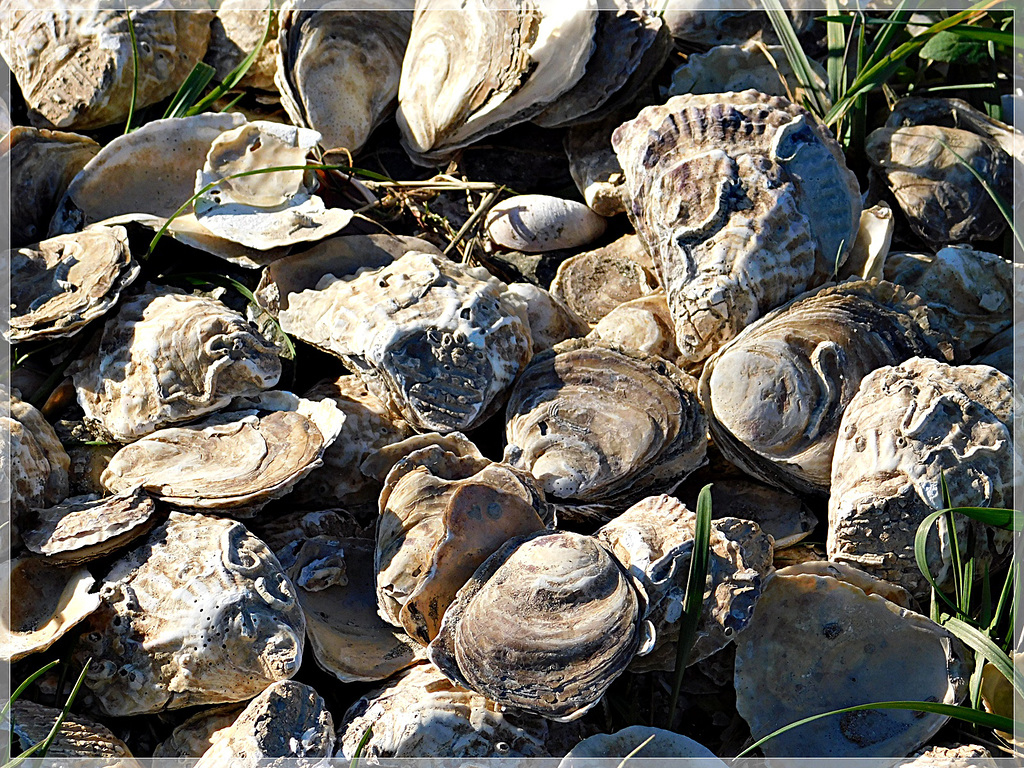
1;1;1019;765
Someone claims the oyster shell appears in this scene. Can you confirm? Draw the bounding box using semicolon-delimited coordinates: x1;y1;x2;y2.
376;442;550;644
733;570;969;760
3;126;99;246
612;90;861;364
971;325;1013;379
486;194;607;253
505;339;707;518
900;745;998;768
0;556;100;662
559;726;726;765
565;110;630;217
205;0;279;92
276;2;411;154
74;511;306;716
587;293;681;365
777;560;914;609
429;530;646;722
699;279;959;496
152;703;246;759
280;250;532;433
840;202;895;281
0;2;212;130
828;358;1014;599
3;391;71;525
71;286;281;442
9;700;139;766
101;391;344;514
252;508;369;554
686;478;815;548
194;681;335;768
6;226;139;343
507;282;588;352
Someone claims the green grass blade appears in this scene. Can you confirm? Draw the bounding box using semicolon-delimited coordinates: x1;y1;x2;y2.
826;1;846;106
5;660;91;768
124;6;139;134
939;474;964;609
349;725;372;768
944;25;1018;46
163;61;217;120
666;483;714;728
969;651;987;710
862;0;910;72
761;0;830;116
1;661;59;725
915;509;965;617
736;701;1020;757
942;616;1024;700
218;91;247;114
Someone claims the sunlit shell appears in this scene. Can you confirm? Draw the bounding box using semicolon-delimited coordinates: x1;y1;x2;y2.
776;561;914;609
3;126;99;246
485;194;607;253
828;358;1013;599
429;530;646;722
22;486;158;565
70;286;282;442
839;202;894;281
6;226;139;343
507;282;588;353
0;557;99;662
3;391;71;525
280;250;532;433
1;3;212;130
101;391;344;514
559;726;726;765
612;90;861;364
338;662;573;758
397;1;597;163
565;110;630;217
205;0;279;92
276;2;411;154
194;681;335;768
10;700;139;766
597;494;773;673
900;745;998;768
49;113;247;235
153;703;246;759
883;246;1012;352
74;511;305;716
359;430;486;485
278;536;424;682
699;279;959;496
979;652;1022;750
733;571;968;760
587;293;681;365
376;442;550;644
505;340;707;518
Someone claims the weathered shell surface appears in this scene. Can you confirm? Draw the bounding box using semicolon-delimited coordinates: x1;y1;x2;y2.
6;226;139;343
376;443;550;644
205;0;279;92
699;279;958;496
74;511;306;716
278;536;424;683
663;5;804;47
565;110;630;216
10;700;139;765
883;246;1012;351
559;726;726;765
697;479;815;548
3;391;71;522
971;325;1013;379
865;125;1012;246
429;530;645;722
276;2;410;154
776;561;914;609
22;486;158;564
0;556;100;662
49;113;247;235
486;194;607;253
396;1;597;162
359;430;486;485
505;340;707;516
152;703;246;759
597;495;773;673
839;202;894;281
549;233;659;327
828;358;1014;599
101;391;344;513
0;2;212;130
71;287;282;441
3;126;99;246
613;90;862;364
338;662;569;758
253;508;369;554
588;293;680;365
507;282;588;352
194;121;353;249
733;571;968;760
900;745;998;768
280;250;532;433
193;681;335;768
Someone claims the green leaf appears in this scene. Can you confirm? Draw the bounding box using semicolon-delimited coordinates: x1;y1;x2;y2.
825;0;847;106
349;725;372;768
4;660;91;768
124;6;139;134
919;30;988;63
944;24;1019;47
163;61;217;120
666;483;713;728
942;616;1024;700
761;0;830;116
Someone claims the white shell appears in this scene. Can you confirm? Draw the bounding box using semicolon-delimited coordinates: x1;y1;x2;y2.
485;194;608;253
840;202;894;281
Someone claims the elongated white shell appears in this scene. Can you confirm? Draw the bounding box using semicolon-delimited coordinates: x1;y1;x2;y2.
486;194;607;253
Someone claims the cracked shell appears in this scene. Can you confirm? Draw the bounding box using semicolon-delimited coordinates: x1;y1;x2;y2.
612;90;861;364
734;570;969;760
10;700;139;766
428;530;646;722
280;250;533;433
74;512;306;717
828;358;1014;600
101;391;344;514
6;226;139;343
71;286;282;442
699;279;959;497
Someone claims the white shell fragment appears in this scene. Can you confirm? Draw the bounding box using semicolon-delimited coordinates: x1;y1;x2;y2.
828;358;1014;599
75;512;306;716
6;226;139;343
559;726;726;766
485;194;607;253
280;251;533;433
101;391;344;514
71;287;282;442
0;556;100;662
733;571;969;760
193;681;335;768
840;202;894;281
194;121;353;249
613;90;862;364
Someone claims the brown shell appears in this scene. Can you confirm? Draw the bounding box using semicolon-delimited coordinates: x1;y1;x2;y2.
3;391;71;525
10;700;139;766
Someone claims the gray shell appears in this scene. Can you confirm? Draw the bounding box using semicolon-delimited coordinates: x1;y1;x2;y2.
699;279;958;497
559;726;725;765
828;358;1014;599
612;90;861;364
74;512;306;716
